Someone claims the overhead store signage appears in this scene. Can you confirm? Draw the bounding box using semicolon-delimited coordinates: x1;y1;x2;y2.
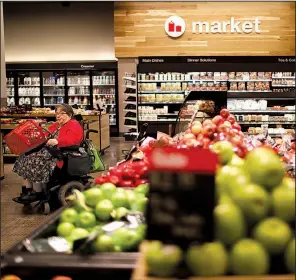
165;16;261;38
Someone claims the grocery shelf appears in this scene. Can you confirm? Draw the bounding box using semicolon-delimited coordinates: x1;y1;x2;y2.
238;121;295;125
0;124;18;129
125;125;137;128
227;91;295;99
18;85;40;87
124;85;137;89
3;154;17;157
124;117;137;121
123;76;137;82
139;102;183;105
43;84;65;87
93;84;115;86
272;84;295;87
68;94;90;96
138;80;228;83
229;79;272;82
43;95;65;97
230;110;295;114
18;95;40;97
139;91;184;94
228;90;273;93
124;93;137;96
44;104;62;106
6;85;14;87
124;101;137;104
67;84;90;87
272;76;295;79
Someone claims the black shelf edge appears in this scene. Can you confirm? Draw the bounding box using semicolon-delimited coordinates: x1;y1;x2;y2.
227;91;295;99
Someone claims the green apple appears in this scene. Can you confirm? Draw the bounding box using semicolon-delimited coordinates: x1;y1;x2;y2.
214;195;246;246
228;154;245;168
57;222;75;237
111;228;137;251
84;188;103;208
60;208;78;224
271;183;295;222
230;183;269;223
94;234;115;252
70;228;89;241
215;165;247;197
95;199;114;221
226;173;250;197
230;239;269;275
253;217;292;255
125;190;136;208
131;195;148;213
100;182;117;200
186;242;228;276
281;177;295;189
145;241;183;277
111;207;129;220
111;190;129;208
76;211;96;228
211;141;234;165
285;238;295;273
134;183;149;196
245;147;285;190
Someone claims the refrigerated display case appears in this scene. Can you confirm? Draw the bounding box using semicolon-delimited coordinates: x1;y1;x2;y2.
17;71;41;107
5;62;119;135
43;71;66;107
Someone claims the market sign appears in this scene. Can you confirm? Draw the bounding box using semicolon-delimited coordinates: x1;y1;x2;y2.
165;16;261;38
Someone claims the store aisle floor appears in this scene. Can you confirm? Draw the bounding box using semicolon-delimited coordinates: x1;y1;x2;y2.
0;137;132;253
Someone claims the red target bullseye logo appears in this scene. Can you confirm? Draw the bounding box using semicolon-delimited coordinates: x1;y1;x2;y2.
165;16;186;38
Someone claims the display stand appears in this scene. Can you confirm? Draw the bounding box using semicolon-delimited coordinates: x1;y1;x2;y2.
0;133;4;180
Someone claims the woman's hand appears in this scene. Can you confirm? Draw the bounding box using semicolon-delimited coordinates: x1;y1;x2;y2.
47;139;58;146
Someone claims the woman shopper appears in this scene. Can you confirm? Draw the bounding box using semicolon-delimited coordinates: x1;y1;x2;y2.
13;104;84;203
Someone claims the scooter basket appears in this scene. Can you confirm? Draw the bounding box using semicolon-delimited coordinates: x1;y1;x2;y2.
4;120;46;155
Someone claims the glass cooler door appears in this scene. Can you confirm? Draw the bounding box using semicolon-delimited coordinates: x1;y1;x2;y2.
43;71;66;107
92;70;116;126
6;71;15;106
17;71;41;107
67;70;91;108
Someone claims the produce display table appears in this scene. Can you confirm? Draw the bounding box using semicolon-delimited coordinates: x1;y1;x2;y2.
132;243;294;280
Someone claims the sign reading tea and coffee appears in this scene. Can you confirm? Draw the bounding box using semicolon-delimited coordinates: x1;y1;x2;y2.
165;16;261;38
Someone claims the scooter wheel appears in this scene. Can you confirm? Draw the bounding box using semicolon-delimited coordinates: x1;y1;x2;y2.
41;202;50;215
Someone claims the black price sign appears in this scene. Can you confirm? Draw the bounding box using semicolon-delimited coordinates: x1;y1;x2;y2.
146;147;218;250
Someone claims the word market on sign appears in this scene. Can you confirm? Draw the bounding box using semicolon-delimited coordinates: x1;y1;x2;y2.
164;16;261;38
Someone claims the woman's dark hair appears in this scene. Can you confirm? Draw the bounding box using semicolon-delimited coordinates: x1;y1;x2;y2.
55;104;74;118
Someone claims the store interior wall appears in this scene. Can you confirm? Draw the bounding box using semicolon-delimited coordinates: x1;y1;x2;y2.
3;2;115;62
0;2;6;104
117;58;137;134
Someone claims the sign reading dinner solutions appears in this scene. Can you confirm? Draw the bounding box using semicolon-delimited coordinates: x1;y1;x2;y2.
165;16;261;38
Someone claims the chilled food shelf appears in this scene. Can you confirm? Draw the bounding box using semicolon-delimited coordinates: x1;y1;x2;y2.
230;110;295;114
43;84;65;87
272;84;295;87
17;84;40;87
93;84;115;86
238;121;295;125
124;109;137;113
43;95;65;97
123;76;137;82
139;102;183;105
229;79;272;82
228;90;273;93
139;91;185;94
68;94;90;97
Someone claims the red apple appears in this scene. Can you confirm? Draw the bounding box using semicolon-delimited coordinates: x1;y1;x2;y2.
217;124;231;133
212;115;225;126
192;120;202;127
120;180;134;188
109;175;120;186
185;138;197;147
232;122;241;131
135;179;148;186
202;138;211;149
220;108;230;119
291;142;295;150
183;133;196;141
226;114;236;125
202;119;213;127
201;124;217;137
95;176;107;185
223;121;232;128
191;124;202;135
231;135;242;146
185;128;192;134
122;168;135;180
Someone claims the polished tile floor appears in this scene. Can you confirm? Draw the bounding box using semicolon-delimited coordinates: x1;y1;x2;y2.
0;137;133;253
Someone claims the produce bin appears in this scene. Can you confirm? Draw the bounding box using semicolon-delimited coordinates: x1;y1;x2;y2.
1;204;140;280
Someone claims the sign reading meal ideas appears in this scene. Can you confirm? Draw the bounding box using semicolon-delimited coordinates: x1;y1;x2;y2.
165;16;261;38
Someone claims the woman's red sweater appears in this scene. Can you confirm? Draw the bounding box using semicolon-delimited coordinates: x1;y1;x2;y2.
46;119;84;168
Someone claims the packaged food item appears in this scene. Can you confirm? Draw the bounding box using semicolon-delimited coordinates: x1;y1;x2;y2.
263;82;270;91
221;82;228;91
247;82;255;91
255;82;263;91
236;72;243;79
250;72;257;79
229;72;235;79
264;72;272;79
215;82;220;91
207;72;213;80
258;72;264;79
192;72;199;80
200;82;207;91
230;82;238;91
238;82;246;91
200;72;206;80
243;72;250;80
195;82;200;91
214;72;221;80
221;72;228;80
207;81;214;90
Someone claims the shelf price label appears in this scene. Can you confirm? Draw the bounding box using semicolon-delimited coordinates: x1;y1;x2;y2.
146;147;218;250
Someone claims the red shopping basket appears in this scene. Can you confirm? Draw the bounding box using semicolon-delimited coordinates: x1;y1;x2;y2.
4;120;46;155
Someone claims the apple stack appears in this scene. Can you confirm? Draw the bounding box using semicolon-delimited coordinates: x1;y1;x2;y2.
144;145;295;278
55;183;149;253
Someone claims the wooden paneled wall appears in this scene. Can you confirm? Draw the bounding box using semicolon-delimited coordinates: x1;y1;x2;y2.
114;2;295;57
